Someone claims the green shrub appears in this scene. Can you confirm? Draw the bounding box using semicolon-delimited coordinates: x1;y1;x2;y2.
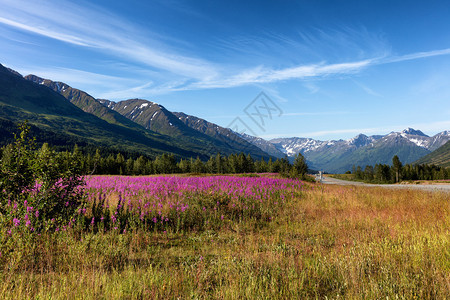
0;122;86;232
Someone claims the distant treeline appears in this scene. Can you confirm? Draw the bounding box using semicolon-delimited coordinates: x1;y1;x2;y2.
0;141;309;179
69;149;309;179
0;120;311;178
348;155;449;183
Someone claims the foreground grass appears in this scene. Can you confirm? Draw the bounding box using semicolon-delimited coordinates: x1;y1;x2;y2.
1;183;449;299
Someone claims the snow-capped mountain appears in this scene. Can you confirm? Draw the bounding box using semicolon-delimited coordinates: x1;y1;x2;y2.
242;128;450;173
270;137;328;156
348;134;383;147
422;130;450;151
24;73;272;159
401;128;427;137
99;99;271;158
237;133;286;159
384;128;449;151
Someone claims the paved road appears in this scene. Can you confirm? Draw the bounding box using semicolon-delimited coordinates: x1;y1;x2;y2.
320;176;450;193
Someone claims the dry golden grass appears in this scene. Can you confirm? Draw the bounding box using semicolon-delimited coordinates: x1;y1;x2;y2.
1;181;449;299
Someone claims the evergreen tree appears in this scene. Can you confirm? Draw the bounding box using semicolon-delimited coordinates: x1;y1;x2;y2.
355;166;363;180
245;154;255;173
237;153;246;173
178;158;191;173
292;153;308;178
115;153;125;175
392;155;403;183
364;165;374;181
192;157;205;173
215;153;224;174
133;156;146;175
93;149;102;174
125;158;134;175
205;156;216;173
270;159;282;173
256;157;269;173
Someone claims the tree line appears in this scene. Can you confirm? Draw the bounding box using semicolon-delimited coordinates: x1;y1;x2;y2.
63;149;309;179
349;155;449;183
0;123;309;179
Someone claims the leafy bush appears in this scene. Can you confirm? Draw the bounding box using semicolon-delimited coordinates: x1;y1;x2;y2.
0;122;86;232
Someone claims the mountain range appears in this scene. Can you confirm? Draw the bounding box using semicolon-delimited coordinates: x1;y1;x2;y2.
255;129;449;173
2;64;270;160
0;64;201;159
1;63;449;172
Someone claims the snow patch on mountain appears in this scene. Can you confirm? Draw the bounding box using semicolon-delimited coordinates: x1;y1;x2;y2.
268;128;449;158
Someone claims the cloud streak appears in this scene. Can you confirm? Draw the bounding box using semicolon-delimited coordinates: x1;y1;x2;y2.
283;111;350;116
384;48;450;64
0;16;91;46
2;0;450;97
0;0;217;79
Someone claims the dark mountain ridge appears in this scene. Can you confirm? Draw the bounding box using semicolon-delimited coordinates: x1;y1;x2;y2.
0;64;203;159
2;65;273;159
99;99;272;159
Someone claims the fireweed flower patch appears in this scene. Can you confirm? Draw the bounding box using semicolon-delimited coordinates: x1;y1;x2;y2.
84;175;307;232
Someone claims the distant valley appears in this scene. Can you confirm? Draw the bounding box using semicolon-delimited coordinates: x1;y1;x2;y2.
246;128;449;173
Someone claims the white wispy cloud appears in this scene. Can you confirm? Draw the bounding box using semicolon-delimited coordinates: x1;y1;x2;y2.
191;59;375;90
15;66;139;95
384;48;450;64
0;16;92;46
98;79;190;100
303;82;320;94
0;0;218;79
283;111;350;117
86;45;450;97
2;0;450;96
352;80;382;97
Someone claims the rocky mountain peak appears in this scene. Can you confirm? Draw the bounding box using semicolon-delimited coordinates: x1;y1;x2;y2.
401;128;428;137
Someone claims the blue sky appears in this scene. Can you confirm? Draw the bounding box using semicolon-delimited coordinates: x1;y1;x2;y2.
1;0;450;140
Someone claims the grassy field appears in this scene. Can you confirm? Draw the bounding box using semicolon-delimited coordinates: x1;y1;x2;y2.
1;175;448;299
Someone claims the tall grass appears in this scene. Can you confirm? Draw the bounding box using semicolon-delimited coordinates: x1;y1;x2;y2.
0;176;448;299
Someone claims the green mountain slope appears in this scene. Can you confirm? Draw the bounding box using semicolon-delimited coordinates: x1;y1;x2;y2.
100;99;209;138
24;75;143;130
414;141;450;167
100;99;272;159
173;112;272;159
237;132;286;159
0;64;202;159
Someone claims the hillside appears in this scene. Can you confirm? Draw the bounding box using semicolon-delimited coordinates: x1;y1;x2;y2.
246;128;450;173
100;99;272;159
174;112;271;159
24;75;143;130
414;141;450;167
7;66;273;159
23;76;232;158
236;132;286;159
0;64;202;159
